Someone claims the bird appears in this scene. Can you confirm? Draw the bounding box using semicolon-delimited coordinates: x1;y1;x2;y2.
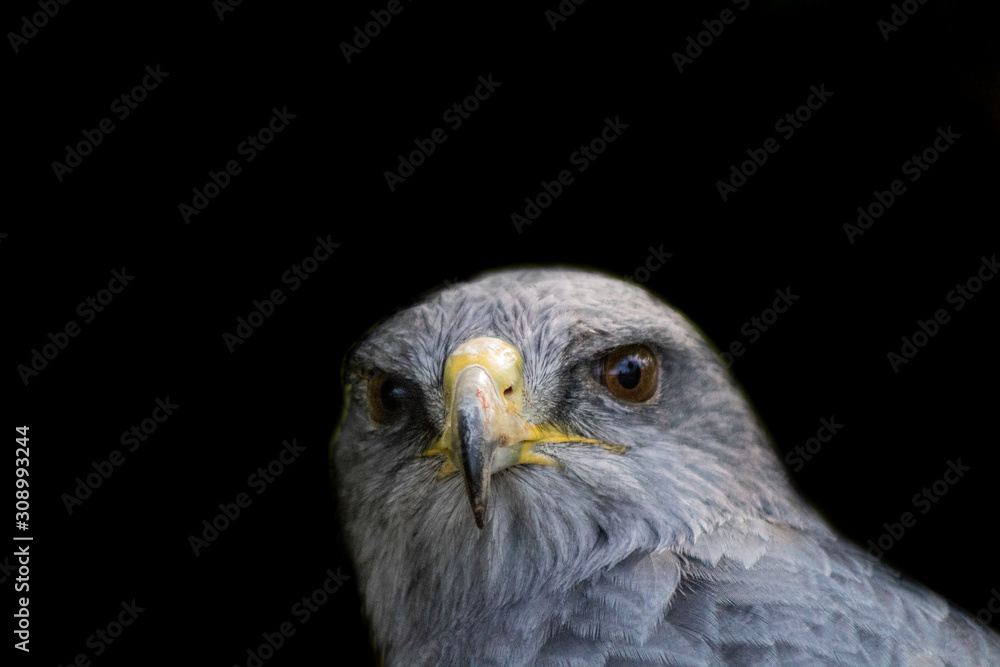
329;267;1000;666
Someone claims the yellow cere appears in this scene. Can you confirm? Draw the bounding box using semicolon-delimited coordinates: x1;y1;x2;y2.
442;337;525;413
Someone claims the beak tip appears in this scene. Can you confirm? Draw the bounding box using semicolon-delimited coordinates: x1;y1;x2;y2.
471;499;487;529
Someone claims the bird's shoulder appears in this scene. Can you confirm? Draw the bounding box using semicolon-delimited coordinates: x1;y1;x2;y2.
532;516;1000;666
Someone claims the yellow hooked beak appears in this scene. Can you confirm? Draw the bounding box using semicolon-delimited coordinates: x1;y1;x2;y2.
421;337;623;528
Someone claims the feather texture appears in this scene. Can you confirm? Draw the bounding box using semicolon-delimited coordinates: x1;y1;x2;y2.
331;268;1000;665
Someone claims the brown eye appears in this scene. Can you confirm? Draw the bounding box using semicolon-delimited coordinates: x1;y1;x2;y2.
367;371;407;423
598;345;658;402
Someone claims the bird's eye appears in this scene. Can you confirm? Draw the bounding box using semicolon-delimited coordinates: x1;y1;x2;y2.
597;345;658;402
367;370;408;423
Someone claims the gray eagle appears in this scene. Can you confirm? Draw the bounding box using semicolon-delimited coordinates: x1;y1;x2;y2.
330;267;1000;665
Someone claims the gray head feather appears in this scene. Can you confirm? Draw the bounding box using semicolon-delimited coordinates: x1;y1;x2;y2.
331;267;1000;665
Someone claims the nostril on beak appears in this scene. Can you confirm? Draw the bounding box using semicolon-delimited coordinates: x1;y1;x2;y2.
504;386;513;397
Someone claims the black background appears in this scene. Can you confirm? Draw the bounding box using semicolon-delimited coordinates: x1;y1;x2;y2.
6;0;1000;664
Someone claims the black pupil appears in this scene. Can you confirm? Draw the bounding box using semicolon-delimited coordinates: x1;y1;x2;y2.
612;357;643;390
381;381;405;411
